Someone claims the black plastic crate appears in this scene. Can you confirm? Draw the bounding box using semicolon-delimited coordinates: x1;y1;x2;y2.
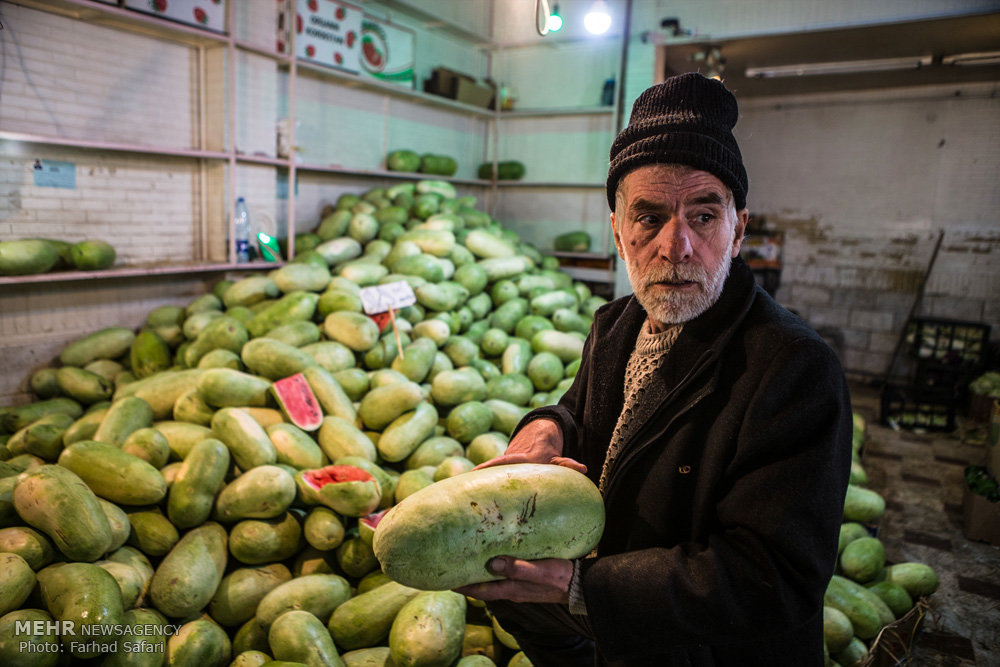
880;383;957;432
904;318;990;367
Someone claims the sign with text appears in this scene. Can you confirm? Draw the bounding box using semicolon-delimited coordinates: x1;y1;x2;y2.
11;618;182;658
283;0;363;74
359;280;416;315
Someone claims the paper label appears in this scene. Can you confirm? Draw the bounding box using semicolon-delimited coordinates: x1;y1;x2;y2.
359;280;416;315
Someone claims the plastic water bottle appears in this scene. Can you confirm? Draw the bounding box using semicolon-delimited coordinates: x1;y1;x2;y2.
234;197;250;263
601;78;615;106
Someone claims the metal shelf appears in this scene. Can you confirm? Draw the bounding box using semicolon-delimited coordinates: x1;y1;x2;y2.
0;261;280;287
233;40;495;118
233;39;285;61
559;265;616;285
234;155;494;187
0;131;230;161
548;251;616;260
496;181;605;189
294;163;491;187
501;106;615;118
291;59;496;118
235;154;289;167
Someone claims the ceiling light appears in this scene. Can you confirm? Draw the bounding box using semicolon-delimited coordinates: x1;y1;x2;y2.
546;4;563;32
584;0;611;35
746;55;932;78
942;51;1000;66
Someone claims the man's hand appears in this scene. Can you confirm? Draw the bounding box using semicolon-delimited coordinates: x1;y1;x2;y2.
454;556;574;604
474;418;586;474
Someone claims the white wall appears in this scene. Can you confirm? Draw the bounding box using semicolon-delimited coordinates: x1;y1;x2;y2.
738;82;1000;379
0;1;493;404
392;0;494;43
1;277;216;402
487;0;1000;380
0;5;196;146
364;0;492;84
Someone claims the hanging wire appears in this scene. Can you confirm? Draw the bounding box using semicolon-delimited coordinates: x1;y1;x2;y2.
535;0;552;36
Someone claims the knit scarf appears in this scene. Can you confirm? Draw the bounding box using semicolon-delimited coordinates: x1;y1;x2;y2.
598;318;683;495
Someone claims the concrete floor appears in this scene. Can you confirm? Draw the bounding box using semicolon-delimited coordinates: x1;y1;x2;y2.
849;381;1000;667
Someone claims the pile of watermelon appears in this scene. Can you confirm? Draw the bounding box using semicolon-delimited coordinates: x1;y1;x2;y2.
824;414;940;667
0;179;604;667
0;178;942;666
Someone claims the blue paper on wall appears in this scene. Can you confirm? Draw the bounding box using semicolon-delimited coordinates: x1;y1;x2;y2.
33;159;76;189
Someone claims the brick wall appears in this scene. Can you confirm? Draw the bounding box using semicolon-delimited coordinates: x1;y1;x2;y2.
738;83;1000;380
0;4;195;147
0;276;214;404
0;144;201;265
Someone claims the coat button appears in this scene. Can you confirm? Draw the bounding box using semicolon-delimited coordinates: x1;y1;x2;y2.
678;465;691;474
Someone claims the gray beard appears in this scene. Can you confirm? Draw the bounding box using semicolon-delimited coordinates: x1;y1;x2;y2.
626;250;732;326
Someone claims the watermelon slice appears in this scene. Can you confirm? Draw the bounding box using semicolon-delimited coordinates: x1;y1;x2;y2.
271;372;323;431
297;465;382;517
358;508;389;547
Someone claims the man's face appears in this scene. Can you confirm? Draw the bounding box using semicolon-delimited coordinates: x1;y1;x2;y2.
611;165;748;330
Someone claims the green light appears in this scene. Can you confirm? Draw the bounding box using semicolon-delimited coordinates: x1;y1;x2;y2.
547;4;563;32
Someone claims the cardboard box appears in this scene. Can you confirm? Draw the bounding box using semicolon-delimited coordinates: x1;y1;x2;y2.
455;77;494;108
863;597;930;667
988;399;1000;476
967;393;994;423
424;67;493;106
124;0;226;33
424;67;466;99
963;483;1000;545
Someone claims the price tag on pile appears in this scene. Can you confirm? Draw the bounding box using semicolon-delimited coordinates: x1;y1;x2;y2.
360;281;416;359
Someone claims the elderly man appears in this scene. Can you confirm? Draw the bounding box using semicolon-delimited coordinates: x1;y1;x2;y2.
457;73;853;666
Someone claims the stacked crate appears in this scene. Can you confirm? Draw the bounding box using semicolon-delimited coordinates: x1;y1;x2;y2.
881;318;990;431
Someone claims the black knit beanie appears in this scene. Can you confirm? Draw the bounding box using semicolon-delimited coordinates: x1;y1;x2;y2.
606;73;748;211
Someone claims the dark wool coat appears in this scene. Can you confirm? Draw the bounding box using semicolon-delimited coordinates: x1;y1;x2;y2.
520;256;853;666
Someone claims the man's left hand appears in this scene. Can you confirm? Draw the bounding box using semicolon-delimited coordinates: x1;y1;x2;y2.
454;556;573;604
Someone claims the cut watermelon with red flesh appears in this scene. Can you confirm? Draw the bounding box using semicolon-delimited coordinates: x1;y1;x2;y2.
303;465;375;488
360;508;389;530
358;508;389;546
301;464;382;516
272;373;323;431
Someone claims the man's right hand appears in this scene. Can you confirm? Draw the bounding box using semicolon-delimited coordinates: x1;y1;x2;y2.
473;418;587;474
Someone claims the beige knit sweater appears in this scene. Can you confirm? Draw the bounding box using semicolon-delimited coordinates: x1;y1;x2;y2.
598;319;683;494
570;318;682;615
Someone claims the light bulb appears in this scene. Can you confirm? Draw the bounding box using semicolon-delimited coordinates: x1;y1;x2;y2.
584;0;611;35
546;6;563;32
